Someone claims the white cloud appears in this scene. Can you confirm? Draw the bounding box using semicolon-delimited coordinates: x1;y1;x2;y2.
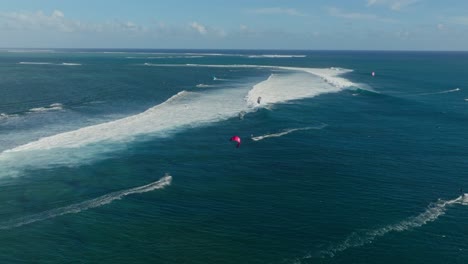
247;7;305;16
366;0;420;11
52;10;64;19
328;7;396;22
0;10;74;32
0;10;148;34
188;21;226;37
189;21;207;35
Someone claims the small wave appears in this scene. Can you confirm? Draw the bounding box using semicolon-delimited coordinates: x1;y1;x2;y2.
61;63;81;66
18;62;81;66
213;77;228;81
28;103;64;113
147;55;204;59
321;194;468;258
8;49;54;53
19;62;53;65
0;174;172;230
0;113;17;120
248;55;306;58
251;125;327;141
196;84;212;88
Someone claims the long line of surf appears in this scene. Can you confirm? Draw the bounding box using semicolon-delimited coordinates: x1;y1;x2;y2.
3;65;353;154
321;194;468;258
0;174;172;230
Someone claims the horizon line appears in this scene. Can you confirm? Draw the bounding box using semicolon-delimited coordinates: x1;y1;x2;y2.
1;47;468;53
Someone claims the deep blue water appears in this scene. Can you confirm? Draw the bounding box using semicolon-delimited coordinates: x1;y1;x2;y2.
0;49;467;263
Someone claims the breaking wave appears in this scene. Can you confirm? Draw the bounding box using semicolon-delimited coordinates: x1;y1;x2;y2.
0;64;354;176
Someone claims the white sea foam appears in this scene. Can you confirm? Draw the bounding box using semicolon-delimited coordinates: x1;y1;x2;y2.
246;67;352;106
0;113;17;119
0;174;172;229
321;194;468;258
28;103;64;113
0;88;248;174
251;125;327;141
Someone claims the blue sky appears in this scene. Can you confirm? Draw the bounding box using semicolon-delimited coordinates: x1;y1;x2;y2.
1;0;467;50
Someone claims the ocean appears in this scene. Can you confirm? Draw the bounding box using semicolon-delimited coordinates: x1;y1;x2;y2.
0;49;467;263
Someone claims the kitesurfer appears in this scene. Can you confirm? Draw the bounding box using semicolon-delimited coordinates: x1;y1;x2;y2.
257;96;262;104
239;111;246;120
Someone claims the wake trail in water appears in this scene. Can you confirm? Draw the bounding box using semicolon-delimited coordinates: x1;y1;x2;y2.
417;88;461;96
251;125;327;141
321;194;468;258
0;174;172;230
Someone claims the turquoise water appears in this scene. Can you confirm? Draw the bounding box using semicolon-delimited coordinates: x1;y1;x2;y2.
0;50;467;263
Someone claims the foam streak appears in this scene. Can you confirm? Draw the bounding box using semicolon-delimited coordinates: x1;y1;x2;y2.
0;174;172;230
251;125;326;141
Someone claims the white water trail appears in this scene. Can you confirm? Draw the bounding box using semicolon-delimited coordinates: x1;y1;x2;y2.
321;194;468;258
418;88;461;96
0;174;172;230
251;125;327;142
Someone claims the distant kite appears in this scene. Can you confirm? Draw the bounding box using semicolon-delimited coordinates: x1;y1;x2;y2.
230;136;241;148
